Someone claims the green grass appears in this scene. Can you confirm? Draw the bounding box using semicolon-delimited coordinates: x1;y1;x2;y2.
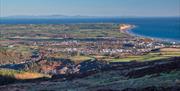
1;24;123;39
70;55;94;63
0;69;24;77
110;51;180;63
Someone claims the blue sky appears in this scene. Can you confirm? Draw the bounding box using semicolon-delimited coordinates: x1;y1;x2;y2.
0;0;180;17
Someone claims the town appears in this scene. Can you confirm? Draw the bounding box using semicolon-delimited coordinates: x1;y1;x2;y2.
0;23;180;91
1;24;179;65
1;24;180;63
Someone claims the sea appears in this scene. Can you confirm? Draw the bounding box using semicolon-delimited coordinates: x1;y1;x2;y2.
0;17;180;42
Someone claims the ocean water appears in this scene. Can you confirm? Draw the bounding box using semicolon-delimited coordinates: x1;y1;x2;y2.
0;17;180;41
126;18;180;42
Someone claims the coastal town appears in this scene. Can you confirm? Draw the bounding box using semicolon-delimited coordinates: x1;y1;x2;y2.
0;23;180;91
0;24;179;64
0;24;178;63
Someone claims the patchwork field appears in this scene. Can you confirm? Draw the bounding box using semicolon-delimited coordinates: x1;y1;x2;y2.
110;48;180;62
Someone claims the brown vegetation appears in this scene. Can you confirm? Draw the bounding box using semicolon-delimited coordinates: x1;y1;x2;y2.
14;72;50;80
0;48;31;64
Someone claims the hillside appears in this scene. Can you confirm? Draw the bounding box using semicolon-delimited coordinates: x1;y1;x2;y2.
0;47;32;65
0;57;180;91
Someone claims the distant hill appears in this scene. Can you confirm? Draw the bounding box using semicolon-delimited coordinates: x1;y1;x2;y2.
1;15;119;19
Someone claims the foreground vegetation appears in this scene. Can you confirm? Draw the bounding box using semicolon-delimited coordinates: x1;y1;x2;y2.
0;65;179;91
0;69;51;80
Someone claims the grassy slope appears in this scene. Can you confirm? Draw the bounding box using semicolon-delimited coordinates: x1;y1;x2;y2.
0;70;179;91
70;56;93;64
0;69;51;80
110;51;180;62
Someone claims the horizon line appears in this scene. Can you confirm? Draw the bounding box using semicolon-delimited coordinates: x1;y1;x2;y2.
1;15;180;18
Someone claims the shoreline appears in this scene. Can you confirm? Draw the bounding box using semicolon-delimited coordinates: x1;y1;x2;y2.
121;25;180;44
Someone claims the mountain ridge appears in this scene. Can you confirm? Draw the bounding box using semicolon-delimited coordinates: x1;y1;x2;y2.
1;15;121;19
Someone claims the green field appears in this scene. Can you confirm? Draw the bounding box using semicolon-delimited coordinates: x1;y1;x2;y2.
70;55;94;64
0;24;126;39
110;51;180;62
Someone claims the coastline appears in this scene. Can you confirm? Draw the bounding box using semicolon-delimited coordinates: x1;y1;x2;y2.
121;25;180;44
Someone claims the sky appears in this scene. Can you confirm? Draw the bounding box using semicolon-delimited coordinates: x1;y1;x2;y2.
0;0;180;17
